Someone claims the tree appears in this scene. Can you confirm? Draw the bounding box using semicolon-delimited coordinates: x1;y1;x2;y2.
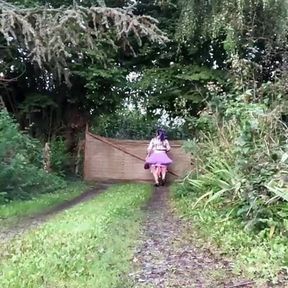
116;0;228;119
0;0;168;84
0;0;169;137
176;0;288;87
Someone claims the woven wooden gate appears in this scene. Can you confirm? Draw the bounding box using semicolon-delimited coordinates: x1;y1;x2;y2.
84;128;191;182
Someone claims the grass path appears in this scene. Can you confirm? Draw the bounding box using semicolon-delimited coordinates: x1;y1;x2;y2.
173;188;288;287
0;182;87;227
0;182;110;243
1;183;274;288
0;183;151;288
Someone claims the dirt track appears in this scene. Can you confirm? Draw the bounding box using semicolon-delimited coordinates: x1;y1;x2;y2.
0;183;279;287
131;186;254;288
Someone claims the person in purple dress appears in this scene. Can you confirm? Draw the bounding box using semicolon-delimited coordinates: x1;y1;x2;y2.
145;129;173;186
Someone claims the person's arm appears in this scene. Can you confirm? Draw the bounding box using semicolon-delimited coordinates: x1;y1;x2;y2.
165;140;171;152
147;139;154;157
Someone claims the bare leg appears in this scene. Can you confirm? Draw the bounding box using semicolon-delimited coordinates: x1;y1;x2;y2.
161;166;167;183
155;165;164;186
151;166;159;186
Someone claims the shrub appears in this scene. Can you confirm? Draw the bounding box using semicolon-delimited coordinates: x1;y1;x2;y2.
0;110;65;202
50;137;72;176
181;94;288;237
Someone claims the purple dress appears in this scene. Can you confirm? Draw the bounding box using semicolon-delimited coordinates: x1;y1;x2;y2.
146;138;172;166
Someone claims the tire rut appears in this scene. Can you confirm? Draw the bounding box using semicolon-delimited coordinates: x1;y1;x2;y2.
130;186;253;288
0;183;110;243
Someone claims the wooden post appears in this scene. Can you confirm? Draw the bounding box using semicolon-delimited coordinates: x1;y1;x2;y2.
75;139;85;175
43;142;51;172
0;96;6;110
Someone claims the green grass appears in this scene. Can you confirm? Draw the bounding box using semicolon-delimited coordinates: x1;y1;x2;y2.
0;183;151;288
171;185;288;286
0;182;87;227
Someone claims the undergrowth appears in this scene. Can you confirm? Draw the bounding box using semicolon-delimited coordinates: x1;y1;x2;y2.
0;184;151;288
0;110;65;202
175;91;288;283
173;188;288;285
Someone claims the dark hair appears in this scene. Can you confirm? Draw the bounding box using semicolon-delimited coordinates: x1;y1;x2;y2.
157;128;166;142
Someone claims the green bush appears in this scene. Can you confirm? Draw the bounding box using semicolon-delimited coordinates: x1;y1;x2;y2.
0;110;65;202
175;94;288;282
181;94;288;236
50;137;72;176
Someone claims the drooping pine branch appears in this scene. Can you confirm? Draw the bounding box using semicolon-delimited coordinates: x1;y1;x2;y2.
0;0;168;83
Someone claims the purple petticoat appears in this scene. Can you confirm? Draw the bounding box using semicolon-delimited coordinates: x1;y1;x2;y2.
146;151;172;166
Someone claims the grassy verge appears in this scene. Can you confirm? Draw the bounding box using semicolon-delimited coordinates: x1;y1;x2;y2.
0;183;151;288
0;182;87;227
171;185;288;286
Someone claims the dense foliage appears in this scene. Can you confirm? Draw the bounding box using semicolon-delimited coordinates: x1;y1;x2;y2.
0;110;65;202
0;0;169;165
164;0;288;240
2;0;288;282
91;109;190;139
180;92;288;234
2;0;288;224
174;86;288;282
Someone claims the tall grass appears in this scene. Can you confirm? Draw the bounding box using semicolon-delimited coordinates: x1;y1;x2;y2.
181;101;288;232
174;99;288;283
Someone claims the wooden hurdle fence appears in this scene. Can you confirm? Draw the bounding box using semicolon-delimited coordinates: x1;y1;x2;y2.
84;127;191;183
